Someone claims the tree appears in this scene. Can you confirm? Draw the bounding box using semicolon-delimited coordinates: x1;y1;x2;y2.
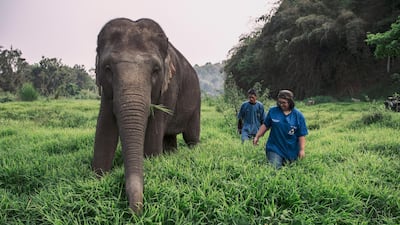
366;16;400;72
72;65;96;90
30;57;64;96
1;47;96;99
225;0;400;99
0;46;29;93
30;57;95;97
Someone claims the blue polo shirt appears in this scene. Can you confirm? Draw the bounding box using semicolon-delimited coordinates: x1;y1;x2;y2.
264;106;308;160
237;101;266;138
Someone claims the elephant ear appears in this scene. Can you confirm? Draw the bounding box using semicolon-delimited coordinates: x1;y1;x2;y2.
161;51;176;94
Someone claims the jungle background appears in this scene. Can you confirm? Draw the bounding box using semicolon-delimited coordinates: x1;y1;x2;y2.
225;0;400;100
1;0;399;102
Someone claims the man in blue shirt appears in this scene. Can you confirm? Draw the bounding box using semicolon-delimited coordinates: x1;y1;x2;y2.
237;89;266;143
253;90;308;169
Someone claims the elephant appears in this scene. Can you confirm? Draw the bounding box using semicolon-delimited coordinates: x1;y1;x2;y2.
92;18;201;213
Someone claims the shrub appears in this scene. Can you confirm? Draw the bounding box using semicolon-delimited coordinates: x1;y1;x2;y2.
19;83;39;101
74;89;99;100
0;91;15;103
361;111;385;125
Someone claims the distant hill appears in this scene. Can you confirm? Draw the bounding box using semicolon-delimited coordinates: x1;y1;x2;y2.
193;62;225;96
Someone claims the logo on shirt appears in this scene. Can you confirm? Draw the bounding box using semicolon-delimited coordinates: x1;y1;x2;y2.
288;126;297;135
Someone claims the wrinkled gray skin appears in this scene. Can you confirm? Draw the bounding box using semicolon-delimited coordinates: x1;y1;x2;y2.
92;18;200;213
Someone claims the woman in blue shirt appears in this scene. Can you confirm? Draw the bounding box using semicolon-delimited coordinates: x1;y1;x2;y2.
253;90;308;169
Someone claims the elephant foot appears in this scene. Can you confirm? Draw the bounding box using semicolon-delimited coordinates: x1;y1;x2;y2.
186;141;199;148
92;164;110;178
163;134;177;152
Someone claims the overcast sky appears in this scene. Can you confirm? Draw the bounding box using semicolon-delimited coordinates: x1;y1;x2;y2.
0;0;278;71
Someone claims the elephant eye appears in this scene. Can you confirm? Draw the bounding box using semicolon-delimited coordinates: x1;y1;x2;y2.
152;65;161;75
103;65;113;83
104;65;112;73
104;65;113;76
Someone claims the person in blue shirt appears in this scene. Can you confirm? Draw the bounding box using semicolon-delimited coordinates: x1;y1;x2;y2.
253;90;308;169
237;89;266;143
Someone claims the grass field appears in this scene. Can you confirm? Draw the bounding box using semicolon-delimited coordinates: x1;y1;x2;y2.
0;99;399;224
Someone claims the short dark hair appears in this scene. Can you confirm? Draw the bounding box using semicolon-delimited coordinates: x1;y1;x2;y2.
247;88;257;96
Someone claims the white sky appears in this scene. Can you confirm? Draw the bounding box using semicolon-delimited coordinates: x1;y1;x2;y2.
0;0;278;71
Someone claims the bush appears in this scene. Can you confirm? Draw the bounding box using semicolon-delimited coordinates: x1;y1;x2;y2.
19;83;39;101
361;111;385;125
0;91;15;103
74;89;99;100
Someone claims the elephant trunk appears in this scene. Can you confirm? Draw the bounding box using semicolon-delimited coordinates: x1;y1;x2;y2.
114;91;150;214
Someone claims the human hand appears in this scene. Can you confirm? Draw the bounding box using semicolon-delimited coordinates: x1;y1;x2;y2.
253;136;259;146
298;149;305;159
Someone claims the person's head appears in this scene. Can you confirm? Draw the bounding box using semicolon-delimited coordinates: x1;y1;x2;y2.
277;89;295;110
247;89;257;104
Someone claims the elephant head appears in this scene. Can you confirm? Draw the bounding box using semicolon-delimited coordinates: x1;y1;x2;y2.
92;18;184;213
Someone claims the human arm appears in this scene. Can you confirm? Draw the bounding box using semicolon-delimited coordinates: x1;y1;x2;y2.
298;136;306;158
253;124;268;146
237;103;245;134
237;119;243;134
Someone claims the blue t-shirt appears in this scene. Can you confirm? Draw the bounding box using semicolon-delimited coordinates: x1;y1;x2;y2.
237;101;266;136
264;106;308;160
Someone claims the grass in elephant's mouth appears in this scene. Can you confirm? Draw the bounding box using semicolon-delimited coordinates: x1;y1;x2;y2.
150;104;173;116
0;99;399;224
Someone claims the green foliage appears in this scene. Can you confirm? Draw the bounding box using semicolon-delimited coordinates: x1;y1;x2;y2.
74;89;99;100
18;83;39;101
216;75;245;134
0;91;15;103
0;47;96;99
366;16;400;58
251;81;270;104
225;0;400;99
222;74;245;113
30;57;96;98
1;100;400;224
0;46;29;93
361;111;385;125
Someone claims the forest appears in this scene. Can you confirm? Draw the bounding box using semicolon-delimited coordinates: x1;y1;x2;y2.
225;0;400;99
0;46;96;101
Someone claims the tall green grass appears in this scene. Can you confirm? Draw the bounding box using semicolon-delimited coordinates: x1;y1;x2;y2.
0;99;399;224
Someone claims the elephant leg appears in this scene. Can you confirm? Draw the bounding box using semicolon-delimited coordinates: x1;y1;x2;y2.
93;97;119;175
163;134;177;152
143;113;164;157
183;111;200;147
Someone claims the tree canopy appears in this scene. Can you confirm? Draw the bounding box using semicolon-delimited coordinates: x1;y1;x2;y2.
366;16;400;59
225;0;400;99
0;46;96;99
